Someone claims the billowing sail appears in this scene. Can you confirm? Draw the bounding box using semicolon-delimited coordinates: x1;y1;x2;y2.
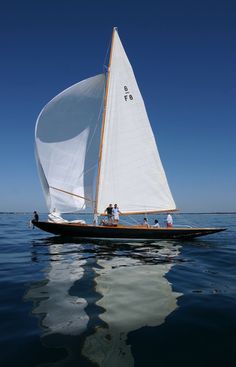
35;74;105;213
96;29;176;214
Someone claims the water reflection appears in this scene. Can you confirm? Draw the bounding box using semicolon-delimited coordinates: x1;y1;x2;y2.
25;242;89;336
26;238;182;366
82;243;182;367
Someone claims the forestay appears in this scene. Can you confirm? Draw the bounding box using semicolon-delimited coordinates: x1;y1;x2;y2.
96;29;176;214
35;74;105;213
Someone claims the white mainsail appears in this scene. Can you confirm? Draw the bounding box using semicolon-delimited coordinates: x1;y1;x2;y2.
35;74;105;213
96;28;176;214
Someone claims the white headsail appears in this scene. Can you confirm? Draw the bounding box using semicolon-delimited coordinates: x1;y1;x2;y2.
96;28;176;214
35;74;105;213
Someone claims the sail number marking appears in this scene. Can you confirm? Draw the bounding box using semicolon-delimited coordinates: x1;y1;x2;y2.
124;86;133;101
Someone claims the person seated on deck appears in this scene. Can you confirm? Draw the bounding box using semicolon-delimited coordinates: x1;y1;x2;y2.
142;217;149;227
152;219;160;228
100;219;108;226
100;219;117;227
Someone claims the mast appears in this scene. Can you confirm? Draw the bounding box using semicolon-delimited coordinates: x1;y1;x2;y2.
94;27;117;216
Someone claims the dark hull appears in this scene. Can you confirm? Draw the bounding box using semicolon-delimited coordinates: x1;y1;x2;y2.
32;221;226;240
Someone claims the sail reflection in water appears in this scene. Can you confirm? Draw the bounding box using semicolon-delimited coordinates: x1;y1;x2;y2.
82;243;182;367
26;241;182;366
25;243;89;336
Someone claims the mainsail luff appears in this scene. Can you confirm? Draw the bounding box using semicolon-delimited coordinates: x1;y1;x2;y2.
94;27;117;215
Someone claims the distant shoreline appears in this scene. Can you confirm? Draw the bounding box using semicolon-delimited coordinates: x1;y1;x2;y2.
1;212;236;215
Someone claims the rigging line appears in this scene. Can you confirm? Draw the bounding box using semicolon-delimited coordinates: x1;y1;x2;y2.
49;186;95;202
80;163;98;178
126;215;140;225
103;34;112;72
79;94;105;182
76;162;98;181
85;80;106;156
120;217;139;226
85;121;99;155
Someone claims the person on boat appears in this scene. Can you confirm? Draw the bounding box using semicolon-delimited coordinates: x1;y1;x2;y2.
112;204;121;224
93;213;99;225
105;204;113;224
30;211;39;228
152;219;160;228
100;219;108;226
166;213;173;228
33;211;39;222
142;217;149;227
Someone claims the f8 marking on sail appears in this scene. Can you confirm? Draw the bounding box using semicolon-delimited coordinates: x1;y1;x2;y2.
124;85;133;101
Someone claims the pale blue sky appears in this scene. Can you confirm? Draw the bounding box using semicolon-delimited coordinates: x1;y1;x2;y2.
0;0;235;213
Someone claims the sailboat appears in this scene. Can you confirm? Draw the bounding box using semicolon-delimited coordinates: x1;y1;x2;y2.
33;28;225;240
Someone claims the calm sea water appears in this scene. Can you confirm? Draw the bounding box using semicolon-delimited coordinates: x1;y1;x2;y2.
0;213;236;367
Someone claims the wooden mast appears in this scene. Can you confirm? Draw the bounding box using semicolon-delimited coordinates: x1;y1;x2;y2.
94;27;117;216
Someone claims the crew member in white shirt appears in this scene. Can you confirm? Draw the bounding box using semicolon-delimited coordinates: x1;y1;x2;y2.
152;219;160;228
166;213;173;228
112;204;121;224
